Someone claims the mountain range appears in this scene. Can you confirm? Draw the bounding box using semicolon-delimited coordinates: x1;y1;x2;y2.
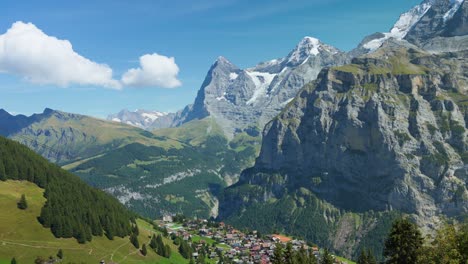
0;0;466;260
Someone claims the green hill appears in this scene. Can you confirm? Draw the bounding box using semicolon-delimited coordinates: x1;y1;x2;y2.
0;181;187;264
0;136;188;263
3;109;177;164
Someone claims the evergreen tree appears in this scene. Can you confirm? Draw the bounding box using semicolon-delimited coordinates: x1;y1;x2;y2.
189;257;195;264
366;249;377;264
57;249;63;259
0;161;6;181
271;243;284;264
150;234;157;250
284;242;294;264
130;233;140;249
458;222;468;264
141;244;147;256
179;240;192;259
164;244;172;258
357;249;368;264
384;218;423;264
132;224;139;236
294;246;307;264
17;194;28;210
426;223;462;263
308;249;318;264
320;249;334;264
10;257;17;264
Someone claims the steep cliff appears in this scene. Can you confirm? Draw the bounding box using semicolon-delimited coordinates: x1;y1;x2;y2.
220;40;467;258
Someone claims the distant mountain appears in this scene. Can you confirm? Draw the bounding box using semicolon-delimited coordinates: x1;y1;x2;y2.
0;108;173;163
173;37;349;138
0;108;258;219
107;109;176;130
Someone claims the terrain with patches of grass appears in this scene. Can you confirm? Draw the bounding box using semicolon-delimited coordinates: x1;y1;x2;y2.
0;180;188;264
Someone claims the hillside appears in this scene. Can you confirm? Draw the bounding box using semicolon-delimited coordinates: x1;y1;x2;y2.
0;108;176;164
67;118;259;219
0;180;187;263
0;136;188;263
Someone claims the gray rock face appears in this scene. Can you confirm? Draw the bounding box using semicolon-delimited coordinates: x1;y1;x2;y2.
405;0;467;45
107;109;175;130
173;37;349;138
231;43;467;229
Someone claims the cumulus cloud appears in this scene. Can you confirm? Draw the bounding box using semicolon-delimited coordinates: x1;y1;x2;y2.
121;53;182;88
0;22;183;90
0;21;121;89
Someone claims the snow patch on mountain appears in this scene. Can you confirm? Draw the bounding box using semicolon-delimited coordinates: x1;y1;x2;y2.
245;71;277;105
363;2;432;51
444;0;464;21
229;72;239;80
107;109;174;130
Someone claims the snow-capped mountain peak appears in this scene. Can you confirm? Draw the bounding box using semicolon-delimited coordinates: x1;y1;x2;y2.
361;0;466;52
107;109;175;130
286;36;329;66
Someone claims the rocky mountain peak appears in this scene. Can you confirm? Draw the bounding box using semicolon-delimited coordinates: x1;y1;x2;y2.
284;36;340;67
43;108;55;115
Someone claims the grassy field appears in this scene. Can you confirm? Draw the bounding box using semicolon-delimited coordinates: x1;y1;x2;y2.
0;180;188;264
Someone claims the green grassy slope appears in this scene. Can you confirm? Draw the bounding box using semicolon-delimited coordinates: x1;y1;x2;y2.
0;180;188;264
9;110;178;164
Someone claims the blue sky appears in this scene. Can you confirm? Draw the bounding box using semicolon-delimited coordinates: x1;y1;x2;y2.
0;0;421;118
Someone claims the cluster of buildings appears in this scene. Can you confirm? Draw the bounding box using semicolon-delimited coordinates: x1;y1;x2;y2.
159;217;349;264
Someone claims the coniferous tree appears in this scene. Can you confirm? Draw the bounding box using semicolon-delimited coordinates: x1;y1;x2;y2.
150;234;157;250
130;233;140;249
459;222;468;264
308;248;318;264
164;244;172;258
10;257;17;264
57;249;63;259
357;249;368;264
294;246;307;264
271;243;284;264
384;218;423;264
284;242;294;264
0;161;6;181
17;194;28;210
366;249;377;264
141;244;147;256
320;249;334;264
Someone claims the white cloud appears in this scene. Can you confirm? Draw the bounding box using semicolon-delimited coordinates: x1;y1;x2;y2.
0;21;121;88
121;53;182;88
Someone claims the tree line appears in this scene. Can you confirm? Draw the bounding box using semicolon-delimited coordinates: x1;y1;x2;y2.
0;136;135;243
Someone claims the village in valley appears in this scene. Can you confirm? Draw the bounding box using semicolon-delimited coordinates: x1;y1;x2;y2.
157;215;352;264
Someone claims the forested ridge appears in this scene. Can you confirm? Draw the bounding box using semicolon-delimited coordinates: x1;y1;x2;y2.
0;136;135;243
